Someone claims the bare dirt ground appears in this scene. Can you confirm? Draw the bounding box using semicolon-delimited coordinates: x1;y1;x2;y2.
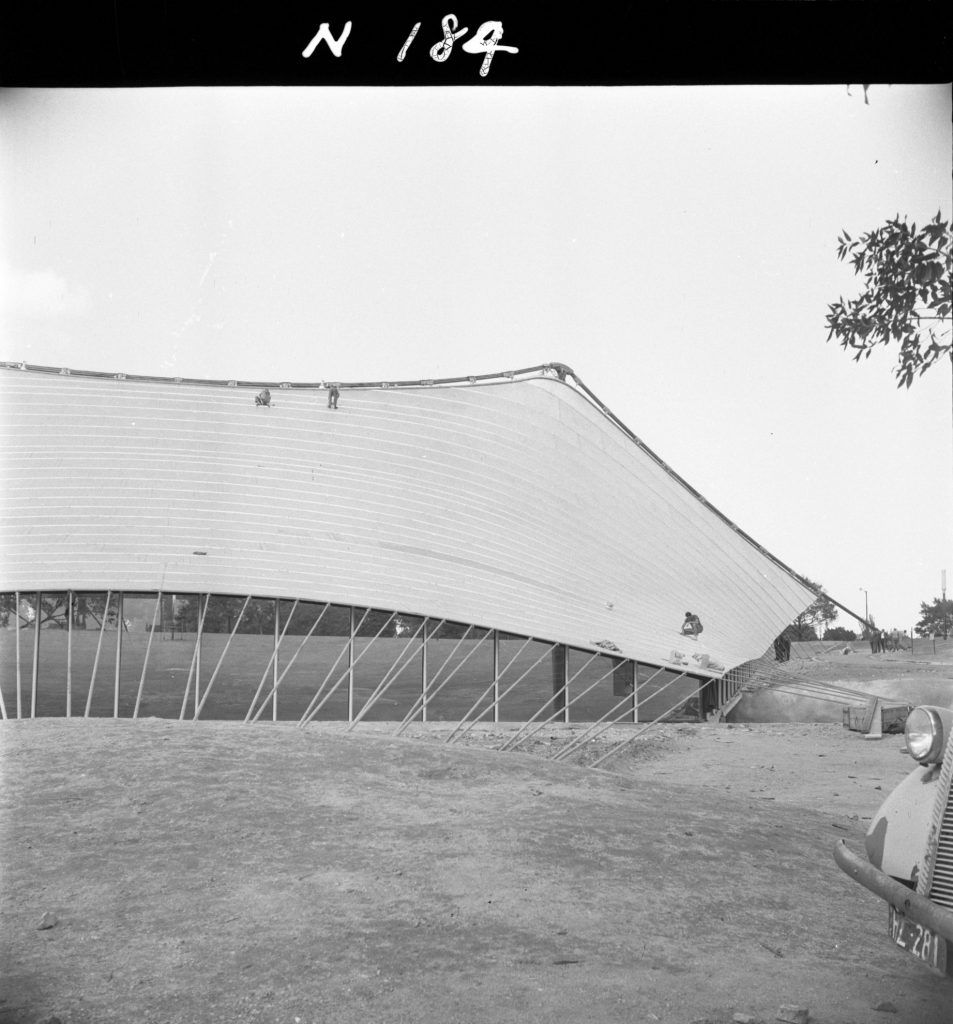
2;649;952;1024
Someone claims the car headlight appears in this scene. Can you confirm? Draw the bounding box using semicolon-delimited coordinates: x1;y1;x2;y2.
904;706;945;764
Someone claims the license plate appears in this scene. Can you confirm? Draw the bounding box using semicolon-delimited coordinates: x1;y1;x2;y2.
888;904;948;972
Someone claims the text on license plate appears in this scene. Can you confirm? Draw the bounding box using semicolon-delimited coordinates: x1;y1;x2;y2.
888;904;946;970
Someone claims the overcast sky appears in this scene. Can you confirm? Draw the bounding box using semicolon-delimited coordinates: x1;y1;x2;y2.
1;84;950;634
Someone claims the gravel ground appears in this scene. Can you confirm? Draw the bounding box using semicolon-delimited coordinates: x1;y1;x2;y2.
1;713;951;1024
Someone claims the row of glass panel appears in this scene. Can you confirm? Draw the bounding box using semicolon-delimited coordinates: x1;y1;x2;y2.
0;592;708;723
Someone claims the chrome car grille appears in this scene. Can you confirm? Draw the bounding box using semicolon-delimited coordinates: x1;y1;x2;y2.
929;786;953;909
925;726;953;909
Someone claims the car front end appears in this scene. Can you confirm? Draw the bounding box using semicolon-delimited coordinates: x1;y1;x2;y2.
834;705;953;975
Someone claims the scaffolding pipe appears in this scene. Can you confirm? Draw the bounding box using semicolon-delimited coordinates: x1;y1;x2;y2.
348;607;355;722
31;591;40;718
445;641;556;745
273;599;279;722
113;592;123;718
193;596;254;720
347;619;427;730
498;650;605;751
395;627;494;736
248;604;330;723
508;658;653;756
588;692;695;769
243;599;299;723
299;611;396;728
549;667;674;762
66;590;73;717
178;595;210;721
393;623;484;736
552;670;688;763
296;607;372;726
295;635;356;726
84;591;112;718
132;592;163;719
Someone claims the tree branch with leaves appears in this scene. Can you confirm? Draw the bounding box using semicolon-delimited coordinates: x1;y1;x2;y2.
826;212;951;388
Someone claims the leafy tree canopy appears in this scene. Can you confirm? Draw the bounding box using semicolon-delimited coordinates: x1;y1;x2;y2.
826;212;951;388
823;626;858;642
786;579;838;641
915;597;953;639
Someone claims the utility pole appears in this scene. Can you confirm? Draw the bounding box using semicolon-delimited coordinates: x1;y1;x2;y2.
944;570;949;640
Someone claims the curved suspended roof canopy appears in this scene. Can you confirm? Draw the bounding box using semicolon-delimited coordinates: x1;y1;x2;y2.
0;361;818;677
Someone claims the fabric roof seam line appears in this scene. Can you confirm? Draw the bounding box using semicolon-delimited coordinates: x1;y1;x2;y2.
0;360;818;614
567;371;846;617
1;364;816;665
2;361;823;616
0;360;565;392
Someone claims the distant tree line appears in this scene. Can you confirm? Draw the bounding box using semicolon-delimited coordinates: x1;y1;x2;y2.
781;579;839;642
777;590;953;647
915;597;952;639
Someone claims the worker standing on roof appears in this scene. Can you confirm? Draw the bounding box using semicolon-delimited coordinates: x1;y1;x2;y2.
327;384;339;409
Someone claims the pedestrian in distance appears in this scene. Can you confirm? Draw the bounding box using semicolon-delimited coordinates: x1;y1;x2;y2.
327;384;340;409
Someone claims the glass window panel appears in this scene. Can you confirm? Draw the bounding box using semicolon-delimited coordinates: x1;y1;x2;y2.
130;593;203;719
421;626;492;723
67;591;120;717
635;664;700;721
113;593;164;717
352;614;426;723
562;649;626;723
34;592;71;717
497;638;561;722
292;604;354;723
256;601;332;723
190;596;275;721
0;592;21;717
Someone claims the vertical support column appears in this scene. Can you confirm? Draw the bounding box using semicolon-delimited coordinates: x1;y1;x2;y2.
66;590;73;718
273;599;280;722
113;592;123;718
551;644;567;723
492;630;500;724
562;646;570;724
195;595;204;718
347;607;356;722
31;591;41;719
613;658;635;722
421;618;429;724
633;661;640;724
15;591;21;719
133;592;162;720
15;593;22;720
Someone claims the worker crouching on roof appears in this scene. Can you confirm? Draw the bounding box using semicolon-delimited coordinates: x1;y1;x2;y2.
681;612;703;637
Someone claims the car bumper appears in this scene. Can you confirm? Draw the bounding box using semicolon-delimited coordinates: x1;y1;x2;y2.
835;839;953;974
